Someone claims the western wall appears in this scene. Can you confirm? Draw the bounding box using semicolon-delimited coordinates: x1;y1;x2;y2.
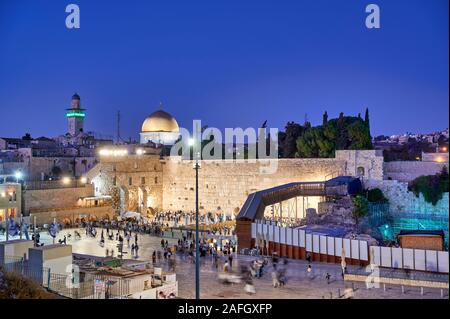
88;150;385;215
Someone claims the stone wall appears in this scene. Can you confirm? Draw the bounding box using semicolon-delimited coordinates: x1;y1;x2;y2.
28;206;113;225
162;157;345;215
24;184;95;213
87;156;163;212
86;150;386;217
364;179;449;215
28;156;97;180
335;150;384;180
384;161;448;182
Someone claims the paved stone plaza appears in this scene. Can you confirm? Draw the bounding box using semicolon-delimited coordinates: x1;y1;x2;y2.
1;229;448;299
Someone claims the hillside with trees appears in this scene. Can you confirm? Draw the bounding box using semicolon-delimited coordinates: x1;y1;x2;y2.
278;108;373;158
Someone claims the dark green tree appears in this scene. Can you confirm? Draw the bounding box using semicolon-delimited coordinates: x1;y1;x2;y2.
282;122;304;158
348;120;373;150
322;111;328;125
352;195;369;225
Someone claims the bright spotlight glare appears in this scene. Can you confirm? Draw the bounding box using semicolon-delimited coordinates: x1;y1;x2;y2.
14;171;23;180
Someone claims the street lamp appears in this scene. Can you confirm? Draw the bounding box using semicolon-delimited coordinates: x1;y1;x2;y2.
14;171;22;183
190;137;201;299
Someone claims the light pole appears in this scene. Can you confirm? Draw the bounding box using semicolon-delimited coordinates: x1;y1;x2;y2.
189;137;201;299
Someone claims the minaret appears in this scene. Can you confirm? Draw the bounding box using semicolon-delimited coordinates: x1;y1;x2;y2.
66;93;86;136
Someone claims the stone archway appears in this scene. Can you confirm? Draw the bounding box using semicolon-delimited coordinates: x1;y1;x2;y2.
119;186;130;213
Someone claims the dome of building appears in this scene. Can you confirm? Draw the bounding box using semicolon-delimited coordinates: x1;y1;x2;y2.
141;110;179;133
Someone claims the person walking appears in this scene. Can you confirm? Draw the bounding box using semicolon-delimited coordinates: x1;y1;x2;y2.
223;261;230;273
307;264;312;279
228;254;233;269
326;272;331;285
271;270;280;288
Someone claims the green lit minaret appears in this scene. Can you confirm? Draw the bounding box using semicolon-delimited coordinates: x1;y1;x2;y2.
66;93;86;136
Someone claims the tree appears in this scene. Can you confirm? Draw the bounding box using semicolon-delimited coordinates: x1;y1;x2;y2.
348;120;373;150
409;167;449;205
364;107;370;127
367;188;388;203
295;111;373;158
282;122;304;158
322;111;328;126
352;195;369;225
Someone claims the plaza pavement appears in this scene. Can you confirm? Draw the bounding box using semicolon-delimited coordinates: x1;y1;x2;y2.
1;229;448;299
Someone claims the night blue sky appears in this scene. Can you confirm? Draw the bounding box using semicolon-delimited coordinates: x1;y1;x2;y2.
0;0;448;140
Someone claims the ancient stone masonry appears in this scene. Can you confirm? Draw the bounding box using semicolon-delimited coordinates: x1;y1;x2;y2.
161;157;346;215
86;150;396;217
384;161;448;183
364;179;449;215
87;155;163;213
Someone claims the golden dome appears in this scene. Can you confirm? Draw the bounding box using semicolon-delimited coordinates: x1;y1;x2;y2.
141;110;179;133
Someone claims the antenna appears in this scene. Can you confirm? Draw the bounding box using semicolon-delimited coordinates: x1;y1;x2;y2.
116;110;121;144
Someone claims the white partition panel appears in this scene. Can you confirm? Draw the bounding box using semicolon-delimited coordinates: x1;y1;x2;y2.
425;250;438;272
380;247;392;267
343;239;351;258
251;223;256;238
274;226;280;243
313;235;320;253
268;225;274;241
257;222;263;235
292;229;299;246
306;234;312;252
351;240;359;259
359;241;368;261
320;236;327;254
371;246;381;266
335;238;343;257
327;237;335;256
280;227;286;244
286;228;292;246
437;251;449;273
414;249;426;271
391;248;403;269
299;230;306;247
402;249;414;270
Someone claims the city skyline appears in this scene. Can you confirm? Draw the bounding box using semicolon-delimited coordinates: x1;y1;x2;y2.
0;0;448;139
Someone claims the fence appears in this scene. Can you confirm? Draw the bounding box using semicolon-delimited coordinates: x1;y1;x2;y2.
0;255;132;299
251;220;449;274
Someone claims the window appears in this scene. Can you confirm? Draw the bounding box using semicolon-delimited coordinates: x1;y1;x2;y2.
154;177;158;184
129;177;132;186
113;177;117;186
141;177;146;185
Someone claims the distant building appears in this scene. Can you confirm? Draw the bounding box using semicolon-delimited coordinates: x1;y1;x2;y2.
0;176;21;222
140;108;180;146
0;93;113;181
66;93;85;136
